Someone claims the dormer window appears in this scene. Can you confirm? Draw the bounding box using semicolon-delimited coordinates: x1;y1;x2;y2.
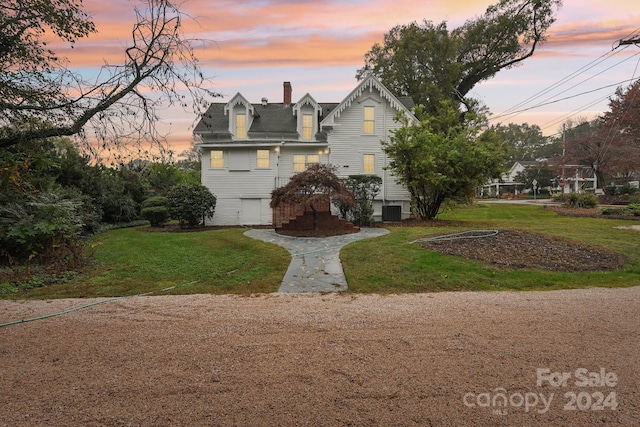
236;113;247;139
293;93;322;141
302;114;313;140
224;93;254;139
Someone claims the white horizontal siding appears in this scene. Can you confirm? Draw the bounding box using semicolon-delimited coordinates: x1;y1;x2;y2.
325;91;411;204
201;148;279;225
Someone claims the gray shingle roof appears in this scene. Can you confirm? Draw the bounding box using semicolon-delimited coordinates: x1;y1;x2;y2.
193;88;413;140
195;101;342;141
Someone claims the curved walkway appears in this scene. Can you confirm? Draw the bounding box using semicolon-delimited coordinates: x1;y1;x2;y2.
244;228;389;293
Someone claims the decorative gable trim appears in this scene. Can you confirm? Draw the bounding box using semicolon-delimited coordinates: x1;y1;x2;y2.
293;93;322;117
224;93;256;138
320;75;415;127
223;93;255;116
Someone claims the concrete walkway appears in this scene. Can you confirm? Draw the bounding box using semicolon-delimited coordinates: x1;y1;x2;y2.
244;228;389;293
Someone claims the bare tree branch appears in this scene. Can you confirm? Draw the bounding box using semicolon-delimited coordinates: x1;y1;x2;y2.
0;0;219;161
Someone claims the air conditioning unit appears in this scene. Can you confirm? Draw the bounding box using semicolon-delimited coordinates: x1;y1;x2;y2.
382;205;401;222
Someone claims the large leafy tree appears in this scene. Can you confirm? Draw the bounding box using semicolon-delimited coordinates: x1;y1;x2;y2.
491;122;556;163
594;81;640;189
270;164;355;231
385;103;508;219
0;0;216;159
563;79;640;193
356;0;561;117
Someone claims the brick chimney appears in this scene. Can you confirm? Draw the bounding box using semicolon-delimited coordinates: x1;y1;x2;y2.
283;81;292;106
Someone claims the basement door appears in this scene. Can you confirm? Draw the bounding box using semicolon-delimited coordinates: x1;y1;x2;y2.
241;198;262;225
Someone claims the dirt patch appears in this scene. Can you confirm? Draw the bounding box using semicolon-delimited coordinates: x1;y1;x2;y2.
417;229;629;272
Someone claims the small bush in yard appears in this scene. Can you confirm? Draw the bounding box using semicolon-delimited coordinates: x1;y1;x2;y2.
559;193;598;209
624;203;640;216
601;207;625;216
167;183;216;228
141;196;169;227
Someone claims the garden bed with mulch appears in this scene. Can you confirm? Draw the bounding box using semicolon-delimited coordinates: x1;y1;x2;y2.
546;206;640;220
416;229;629;272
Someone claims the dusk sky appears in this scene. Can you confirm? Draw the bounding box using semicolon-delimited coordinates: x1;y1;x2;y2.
62;0;640;153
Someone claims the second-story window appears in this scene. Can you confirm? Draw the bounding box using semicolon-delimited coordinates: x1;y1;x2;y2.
302;114;313;140
293;154;319;172
293;154;305;172
256;149;270;168
363;106;375;134
210;150;224;168
236;113;247;139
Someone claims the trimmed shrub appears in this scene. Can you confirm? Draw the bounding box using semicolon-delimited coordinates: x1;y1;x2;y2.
167;183;216;228
624;203;640;216
141;196;169;227
600;207;625;216
334;175;382;226
558;193;598;209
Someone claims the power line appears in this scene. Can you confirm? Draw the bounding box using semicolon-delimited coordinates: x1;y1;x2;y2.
496;47;628;118
488;27;640;128
492;77;640;123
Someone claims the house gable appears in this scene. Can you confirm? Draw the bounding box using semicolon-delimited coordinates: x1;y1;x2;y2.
320;75;416;129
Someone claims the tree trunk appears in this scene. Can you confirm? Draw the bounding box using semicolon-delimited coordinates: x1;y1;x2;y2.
311;205;318;230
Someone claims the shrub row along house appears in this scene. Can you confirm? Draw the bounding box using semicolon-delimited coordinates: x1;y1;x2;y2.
194;75;416;226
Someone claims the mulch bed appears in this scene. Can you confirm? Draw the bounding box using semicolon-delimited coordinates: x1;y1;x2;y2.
547;206;640;220
416;229;629;272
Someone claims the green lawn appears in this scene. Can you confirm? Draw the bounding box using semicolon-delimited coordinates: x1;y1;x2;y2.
7;227;290;299
342;203;640;293
4;204;640;299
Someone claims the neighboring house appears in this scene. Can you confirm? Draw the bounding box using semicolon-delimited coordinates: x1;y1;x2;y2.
484;160;539;197
193;75;417;226
552;160;598;194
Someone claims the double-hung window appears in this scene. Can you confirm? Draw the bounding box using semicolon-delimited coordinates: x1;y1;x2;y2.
293;154;319;172
363;154;375;173
302;114;313;140
235;113;247;139
210;150;224;168
256;149;270;168
363;106;375;134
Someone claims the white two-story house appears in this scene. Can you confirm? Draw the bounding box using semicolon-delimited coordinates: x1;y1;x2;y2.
194;75;416;226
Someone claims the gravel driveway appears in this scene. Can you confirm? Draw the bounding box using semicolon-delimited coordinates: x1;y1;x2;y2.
1;287;638;426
